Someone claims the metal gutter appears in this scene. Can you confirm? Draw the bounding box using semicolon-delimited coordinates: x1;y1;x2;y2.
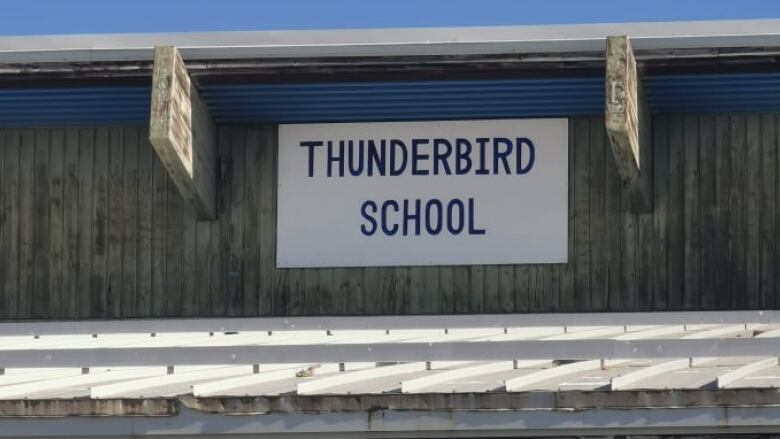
3;19;780;63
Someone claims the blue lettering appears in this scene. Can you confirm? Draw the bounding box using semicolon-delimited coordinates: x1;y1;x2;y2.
447;199;465;234
367;139;386;176
348;140;365;176
411;138;430;176
300;140;323;177
360;200;378;236
425;199;443;235
493;137;513;174
389;139;407;176
432;138;452;175
327;140;345;177
381;200;400;235
475;137;490;175
467;198;486;235
516;137;535;174
455;139;472;175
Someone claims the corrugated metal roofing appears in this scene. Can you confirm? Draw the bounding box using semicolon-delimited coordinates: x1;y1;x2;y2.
1;73;780;127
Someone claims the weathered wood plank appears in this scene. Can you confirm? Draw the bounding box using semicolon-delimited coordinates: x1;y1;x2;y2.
225;127;245;316
106;127;124;317
243;128;260;316
573;118;591;311
560;119;576;312
730;116;747;309
683;115;700;310
61;128;80;318
151;144;168;317
0;131;6;317
470;265;484;313
149;46;217;220
699;116;717;309
667;116;685;310
121;128;139;318
514;265;530;312
483;265;499;313
2;130;20;318
18;130;35;318
258;126;279;316
31;129;50;318
136;129;154;317
650;116;669;311
589;118;606;311
439;266;454;314
604;36;651;212
606;117;624;311
760;114;777;309
0;131;5;316
745;115;761;309
164;161;184;316
714;115;732;310
48;129;64;318
90;128;110;317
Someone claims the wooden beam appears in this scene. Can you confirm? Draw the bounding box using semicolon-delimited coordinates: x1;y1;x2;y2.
149;46;217;220
605;36;652;212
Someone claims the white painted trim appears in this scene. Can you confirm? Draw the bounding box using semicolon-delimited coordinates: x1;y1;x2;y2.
0;311;772;336
5;19;780;63
610;359;691;390
717;358;779;389
297;362;430;395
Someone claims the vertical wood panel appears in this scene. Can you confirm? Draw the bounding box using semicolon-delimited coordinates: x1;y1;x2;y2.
667;117;685;309
121;128;139;318
91;128;109;317
760;114;777;309
18;130;35;318
61;129;79;318
730;116;747;309
714;116;732;310
2;130;20;318
0;131;6;317
31;129;50;318
683;115;700;310
136;129;154;317
573;118;591;310
0;116;778;320
107;127;124;317
588;118;606;311
48;129;64;318
243;128;260;316
699;116;717;309
746;116;761;309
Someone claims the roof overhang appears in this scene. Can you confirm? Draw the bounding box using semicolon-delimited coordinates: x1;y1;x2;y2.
4;19;780;64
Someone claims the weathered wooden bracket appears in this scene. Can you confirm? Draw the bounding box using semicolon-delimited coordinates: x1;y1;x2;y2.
149;46;217;220
605;36;652;212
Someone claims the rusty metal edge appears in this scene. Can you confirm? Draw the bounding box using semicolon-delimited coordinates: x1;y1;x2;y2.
0;398;177;418
3;389;780;418
180;389;780;415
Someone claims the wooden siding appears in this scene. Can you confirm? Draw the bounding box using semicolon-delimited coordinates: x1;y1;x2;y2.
0;115;778;319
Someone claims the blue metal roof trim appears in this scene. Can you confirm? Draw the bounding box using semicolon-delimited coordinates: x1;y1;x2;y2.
0;86;150;127
200;78;605;123
645;72;780;113
2;73;780;127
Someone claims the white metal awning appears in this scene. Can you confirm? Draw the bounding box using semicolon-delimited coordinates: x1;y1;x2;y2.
1;311;780;437
0;311;778;398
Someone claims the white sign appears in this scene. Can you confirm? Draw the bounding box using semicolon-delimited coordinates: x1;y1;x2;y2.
277;118;568;268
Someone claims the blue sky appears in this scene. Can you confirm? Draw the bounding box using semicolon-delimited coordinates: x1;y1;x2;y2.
1;0;780;36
